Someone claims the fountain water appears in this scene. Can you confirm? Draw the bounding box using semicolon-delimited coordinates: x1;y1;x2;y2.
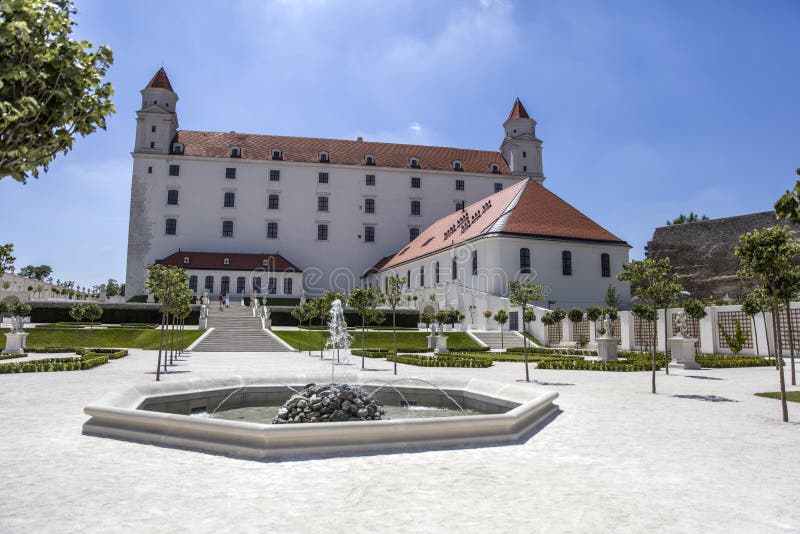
210;379;299;415
368;377;465;412
325;299;353;384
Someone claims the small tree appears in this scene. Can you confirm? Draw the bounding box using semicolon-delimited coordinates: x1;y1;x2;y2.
735;225;800;422
384;276;406;375
742;289;771;357
291;303;310;354
69;302;85;346
682;298;706;354
420;312;435;333
605;285;622;311
508;279;545;381
467;304;477;326
0;244;15;275
719;320;748;355
82;302;102;347
493;309;509;349
586;305;603;335
483;309;493;328
347;287;384;369
567;308;585;347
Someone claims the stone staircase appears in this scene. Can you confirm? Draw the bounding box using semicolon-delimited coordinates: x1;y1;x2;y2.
470;330;529;350
193;305;287;352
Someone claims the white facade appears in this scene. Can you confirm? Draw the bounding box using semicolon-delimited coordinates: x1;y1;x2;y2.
184;268;302;299
125;71;529;297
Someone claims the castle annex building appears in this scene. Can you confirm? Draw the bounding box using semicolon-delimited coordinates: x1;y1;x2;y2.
125;68;629;311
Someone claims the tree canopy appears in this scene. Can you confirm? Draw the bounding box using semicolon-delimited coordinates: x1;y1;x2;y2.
1;0;115;183
666;212;709;226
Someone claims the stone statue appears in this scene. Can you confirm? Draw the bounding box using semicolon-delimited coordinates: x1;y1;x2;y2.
200;304;208;320
675;310;689;338
263;306;271;320
10;315;25;334
602;314;613;338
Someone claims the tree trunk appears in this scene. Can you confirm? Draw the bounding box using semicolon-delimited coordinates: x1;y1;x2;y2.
771;300;789;422
163;314;169;374
651;318;657;394
156;313;166;381
524;307;530;382
751;316;759;357
393;310;397;376
762;312;771;358
307;319;312;355
784;301;796;386
361;315;366;370
663;307;669;375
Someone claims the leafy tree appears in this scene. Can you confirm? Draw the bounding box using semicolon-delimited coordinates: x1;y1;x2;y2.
735;225;800;422
774;169;800;224
775;267;800;385
291;302;312;355
666;212;710;226
146;264;190;381
384;276;406;375
105;279;121;297
586;305;603;334
493;309;509;349
0;244;15;275
604;285;622;311
68;302;84;346
483;309;493;327
719;320;748;355
508;279;545;381
420;312;435;333
742;290;770;357
347;287;384;369
82;302;102;346
683;299;707;354
1;0;115;183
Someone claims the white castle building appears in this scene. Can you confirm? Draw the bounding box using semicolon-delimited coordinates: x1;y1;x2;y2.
125;68;630;314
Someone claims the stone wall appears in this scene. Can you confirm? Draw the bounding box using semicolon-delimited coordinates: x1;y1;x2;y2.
646;211;793;299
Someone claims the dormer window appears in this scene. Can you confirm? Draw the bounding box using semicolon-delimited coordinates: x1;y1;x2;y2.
318;151;329;162
409;157;420;168
262;259;269;266
223;258;230;265
452;160;463;172
365;155;375;166
272;149;283;160
183;257;190;265
230;146;241;158
172;143;184;154
490;163;500;174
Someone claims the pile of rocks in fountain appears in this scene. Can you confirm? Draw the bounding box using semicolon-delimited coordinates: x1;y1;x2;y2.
272;383;385;424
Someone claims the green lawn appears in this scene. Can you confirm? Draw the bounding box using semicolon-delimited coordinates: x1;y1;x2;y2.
755;391;800;403
274;329;481;351
1;328;203;350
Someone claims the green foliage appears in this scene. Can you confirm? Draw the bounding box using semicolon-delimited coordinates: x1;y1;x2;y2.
393;353;493;368
755;391;800;403
736;225;800;299
537;359;656;372
493;309;508;325
618;257;683;310
523;308;536;324
69;302;85;322
483;309;492;319
567;307;584;324
30;305;199;324
0;353;26;360
775;179;800;225
82;303;102;323
719;320;749;355
666;212;709;225
586;306;603;323
697;355;774;368
604;285;622;310
0;350;117;374
0;243;15;274
1;327;202;349
742;289;770;317
683;299;707;320
419;312;435;330
631;303;657;321
273;330;481;352
0;0;115;183
18;264;52;280
551;308;566;323
105;279;122;297
508;280;545;310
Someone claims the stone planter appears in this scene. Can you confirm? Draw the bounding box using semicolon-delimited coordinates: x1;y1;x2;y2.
4;332;27;354
668;337;700;370
596;337;619;361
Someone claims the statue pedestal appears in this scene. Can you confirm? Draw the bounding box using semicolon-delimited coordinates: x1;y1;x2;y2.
427;334;448;352
263;319;272;330
427;334;436;350
199;317;208;330
4;332;27;354
596;337;619;360
668;337;700;370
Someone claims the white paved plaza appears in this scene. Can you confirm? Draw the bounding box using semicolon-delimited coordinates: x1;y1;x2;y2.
1;348;798;533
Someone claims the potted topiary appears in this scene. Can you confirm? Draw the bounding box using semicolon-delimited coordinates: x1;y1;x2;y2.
3;302;31;353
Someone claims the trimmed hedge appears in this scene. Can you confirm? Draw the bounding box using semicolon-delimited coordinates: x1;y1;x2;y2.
537;359;656;372
394;353;493;368
695;355;775;368
0;352;109;374
30;305;199;325
27;346;80;353
0;353;26;360
350;349;388;359
507;346;597;356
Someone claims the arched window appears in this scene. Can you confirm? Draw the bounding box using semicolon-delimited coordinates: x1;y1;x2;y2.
420;266;425;287
520;248;531;274
452;257;458;280
562;251;572;276
601;253;610;278
472;251;478;276
435;261;440;284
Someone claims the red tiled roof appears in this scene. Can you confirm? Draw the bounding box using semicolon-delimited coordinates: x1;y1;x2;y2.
507;98;530;120
145;68;174;92
156;251;301;272
380;179;627;270
172;130;511;175
363;255;394;277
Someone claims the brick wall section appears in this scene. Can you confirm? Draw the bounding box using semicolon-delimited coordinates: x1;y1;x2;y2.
646;211;794;299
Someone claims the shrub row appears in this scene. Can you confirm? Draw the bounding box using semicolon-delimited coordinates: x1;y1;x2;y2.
695;355;775;368
488;353;584;363
394;353;493;368
537;359;657;372
506;346;598;356
0;353;27;360
350;349;388;359
30;305;199;325
0;352;109;374
27;346;80;353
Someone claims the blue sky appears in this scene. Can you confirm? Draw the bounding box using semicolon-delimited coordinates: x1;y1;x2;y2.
1;0;798;288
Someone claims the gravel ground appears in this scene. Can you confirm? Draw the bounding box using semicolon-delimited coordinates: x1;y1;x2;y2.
0;348;798;533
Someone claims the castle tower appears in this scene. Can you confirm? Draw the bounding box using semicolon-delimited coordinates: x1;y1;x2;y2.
500;98;544;182
134;68;179;154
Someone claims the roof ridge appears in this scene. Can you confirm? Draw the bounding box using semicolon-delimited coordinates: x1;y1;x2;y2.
145;67;174;92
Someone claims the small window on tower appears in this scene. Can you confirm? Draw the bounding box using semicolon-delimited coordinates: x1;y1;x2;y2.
318;152;329;162
409;157;420;168
490;164;500;174
223;258;230;265
272;149;282;160
150;142;155;149
452;160;463;172
230;146;241;158
147;167;153;174
151;125;156;133
365;155;375;166
172;143;184;154
183;257;190;265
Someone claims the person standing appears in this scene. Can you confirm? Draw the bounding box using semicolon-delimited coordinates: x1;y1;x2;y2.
218;294;224;311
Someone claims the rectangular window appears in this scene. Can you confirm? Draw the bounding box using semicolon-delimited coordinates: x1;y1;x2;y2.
318;196;329;212
268;277;277;295
267;221;279;239
237;276;246;294
455;200;465;211
204;276;214;292
409;227;419;241
494;183;503;193
410;200;421;216
147;166;152;174
455;179;465;191
223;191;235;207
167;190;179;205
364;198;375;214
472;250;478;276
225;167;236;179
252;276;262;294
268;194;279;209
222;220;234;237
562;250;573;276
283;278;293;295
317;224;328;241
452;257;458;280
420;266;425;287
169;164;180;176
188;275;198;292
221;276;230;295
601;253;611;278
165;218;177;235
269;170;280;181
411;177;421;189
318;172;329;184
435;262;440;284
151;125;156;133
364;226;375;243
365;174;375;186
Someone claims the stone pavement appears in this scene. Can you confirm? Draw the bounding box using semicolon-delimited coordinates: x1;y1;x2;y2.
0;347;798;533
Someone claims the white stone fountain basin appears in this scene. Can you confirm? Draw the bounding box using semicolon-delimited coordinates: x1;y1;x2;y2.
83;376;559;460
